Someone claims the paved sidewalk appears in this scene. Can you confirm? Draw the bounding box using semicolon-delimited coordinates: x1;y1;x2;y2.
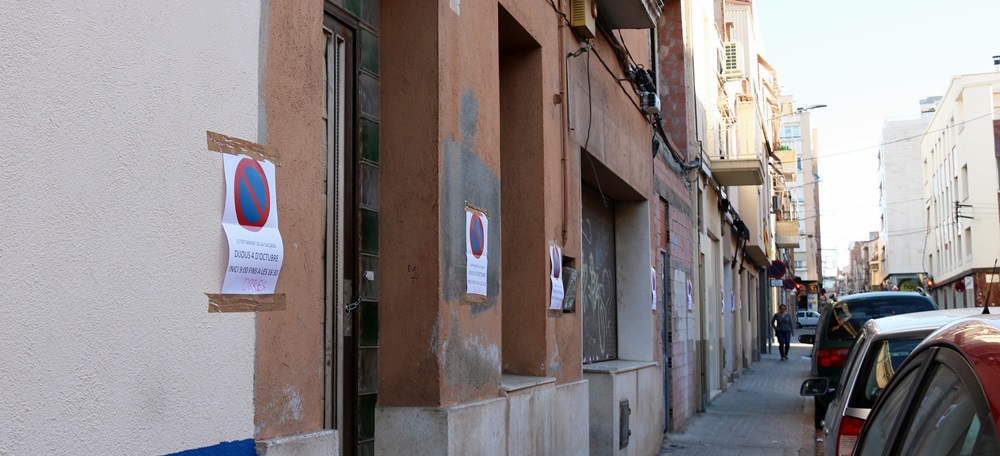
659;342;816;456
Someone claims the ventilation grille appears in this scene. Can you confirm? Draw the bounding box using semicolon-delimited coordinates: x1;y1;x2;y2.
723;42;743;80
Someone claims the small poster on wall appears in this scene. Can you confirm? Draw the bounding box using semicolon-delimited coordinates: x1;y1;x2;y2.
549;245;565;310
221;154;284;294
465;208;488;296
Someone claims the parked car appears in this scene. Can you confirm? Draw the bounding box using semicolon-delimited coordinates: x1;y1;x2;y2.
800;308;994;456
798;291;937;428
797;310;821;328
852;314;1000;455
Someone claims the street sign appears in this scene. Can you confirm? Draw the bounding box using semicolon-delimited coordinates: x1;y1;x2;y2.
767;261;787;279
782;278;796;291
955;281;966;293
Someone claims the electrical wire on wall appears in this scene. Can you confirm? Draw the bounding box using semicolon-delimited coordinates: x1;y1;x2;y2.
544;0;702;174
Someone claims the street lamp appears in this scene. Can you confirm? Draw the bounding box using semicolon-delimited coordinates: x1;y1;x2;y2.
795;104;827;114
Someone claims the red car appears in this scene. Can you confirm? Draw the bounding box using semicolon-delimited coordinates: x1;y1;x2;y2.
853;314;1000;455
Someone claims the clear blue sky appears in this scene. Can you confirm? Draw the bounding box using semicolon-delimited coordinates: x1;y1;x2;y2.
755;0;1000;274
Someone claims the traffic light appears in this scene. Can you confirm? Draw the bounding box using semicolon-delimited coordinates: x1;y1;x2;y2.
925;277;934;289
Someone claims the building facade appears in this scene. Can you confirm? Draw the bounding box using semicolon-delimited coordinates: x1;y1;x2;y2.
655;0;781;427
876;97;939;291
778;97;823;286
921;73;1000;309
3;0;677;454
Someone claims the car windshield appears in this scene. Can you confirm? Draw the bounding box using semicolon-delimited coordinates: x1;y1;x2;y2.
825;297;936;341
847;337;923;409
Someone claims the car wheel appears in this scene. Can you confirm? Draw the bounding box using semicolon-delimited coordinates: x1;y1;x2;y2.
814;397;827;429
797;322;803;329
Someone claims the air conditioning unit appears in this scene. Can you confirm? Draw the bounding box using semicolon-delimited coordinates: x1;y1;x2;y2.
723;41;744;80
571;0;596;39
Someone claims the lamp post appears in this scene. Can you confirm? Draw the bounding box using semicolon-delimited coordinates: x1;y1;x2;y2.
795;104;827;114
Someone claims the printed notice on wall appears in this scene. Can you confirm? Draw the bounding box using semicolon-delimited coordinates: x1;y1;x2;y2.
466;209;488;296
222;154;284;294
651;267;657;311
549;245;565;310
686;279;693;311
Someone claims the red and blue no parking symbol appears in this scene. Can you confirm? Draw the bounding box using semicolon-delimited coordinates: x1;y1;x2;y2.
469;213;485;259
553;249;561;279
234;157;271;232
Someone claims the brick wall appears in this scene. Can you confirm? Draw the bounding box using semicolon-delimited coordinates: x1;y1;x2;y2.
656;0;700;433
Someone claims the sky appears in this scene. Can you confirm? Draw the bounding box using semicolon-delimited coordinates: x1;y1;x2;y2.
755;0;1000;275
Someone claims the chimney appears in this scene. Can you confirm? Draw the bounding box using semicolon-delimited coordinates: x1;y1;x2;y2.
994;55;1000;72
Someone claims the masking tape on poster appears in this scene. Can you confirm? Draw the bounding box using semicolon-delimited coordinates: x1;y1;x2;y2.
206;131;281;165
206;293;287;313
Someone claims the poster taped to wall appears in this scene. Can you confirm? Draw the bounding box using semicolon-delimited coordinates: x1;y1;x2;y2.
651;267;657;310
466;208;488;296
221;154;284;294
549;245;565;310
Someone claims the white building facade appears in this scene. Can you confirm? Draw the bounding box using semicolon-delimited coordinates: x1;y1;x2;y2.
876;97;939;291
922;73;1000;308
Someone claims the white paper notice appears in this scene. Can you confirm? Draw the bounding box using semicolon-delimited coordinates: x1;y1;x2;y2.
549;245;565;310
686;279;693;310
466;210;488;296
651;267;657;310
221;154;284;294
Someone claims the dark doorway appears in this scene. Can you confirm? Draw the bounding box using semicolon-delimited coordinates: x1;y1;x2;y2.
581;182;618;363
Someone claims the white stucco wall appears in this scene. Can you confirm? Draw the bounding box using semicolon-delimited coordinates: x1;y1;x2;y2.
0;1;260;454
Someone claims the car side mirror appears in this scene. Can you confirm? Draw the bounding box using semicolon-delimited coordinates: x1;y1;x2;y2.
800;378;830;397
798;334;815;344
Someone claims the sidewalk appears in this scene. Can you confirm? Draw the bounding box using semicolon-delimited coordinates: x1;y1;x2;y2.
658;342;816;456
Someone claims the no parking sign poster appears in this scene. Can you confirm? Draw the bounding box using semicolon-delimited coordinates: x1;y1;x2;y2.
466;209;488;296
221;154;284;294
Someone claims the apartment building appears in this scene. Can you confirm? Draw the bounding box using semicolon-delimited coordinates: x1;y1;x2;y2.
876;97;939;291
922;72;1000;309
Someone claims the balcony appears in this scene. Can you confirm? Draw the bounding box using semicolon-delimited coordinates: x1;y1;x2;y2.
710;100;764;186
709;153;765;186
738;186;769;264
597;0;663;29
775;148;797;180
775;220;800;248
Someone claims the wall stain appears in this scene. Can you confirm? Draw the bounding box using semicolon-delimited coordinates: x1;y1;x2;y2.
441;89;501;316
547;341;562;377
443;310;501;402
278;385;303;424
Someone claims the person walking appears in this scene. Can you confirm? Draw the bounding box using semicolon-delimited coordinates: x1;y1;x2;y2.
772;304;794;360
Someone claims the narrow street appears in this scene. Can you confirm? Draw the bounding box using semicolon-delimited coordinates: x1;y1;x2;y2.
659;342;816;456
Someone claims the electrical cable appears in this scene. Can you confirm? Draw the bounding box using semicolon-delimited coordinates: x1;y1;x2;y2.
796;110;998;164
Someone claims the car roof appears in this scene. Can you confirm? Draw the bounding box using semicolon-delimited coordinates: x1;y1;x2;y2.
838;291;931;302
865;308;1000;335
915;313;1000;430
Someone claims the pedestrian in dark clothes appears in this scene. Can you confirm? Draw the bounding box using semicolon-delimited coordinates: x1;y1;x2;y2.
772;304;794;360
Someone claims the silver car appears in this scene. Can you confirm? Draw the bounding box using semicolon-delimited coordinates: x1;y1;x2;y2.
801;308;995;456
